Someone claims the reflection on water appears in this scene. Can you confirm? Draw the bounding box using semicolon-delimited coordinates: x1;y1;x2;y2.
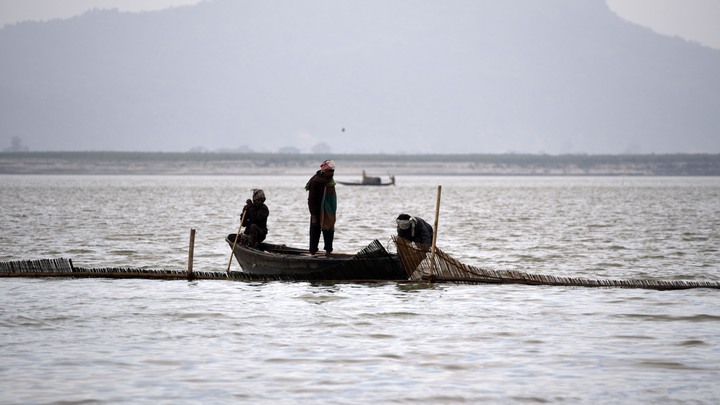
1;175;719;404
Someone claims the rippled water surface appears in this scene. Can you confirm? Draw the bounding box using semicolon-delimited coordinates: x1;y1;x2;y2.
1;175;719;404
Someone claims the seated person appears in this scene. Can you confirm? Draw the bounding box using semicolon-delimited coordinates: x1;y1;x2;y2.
241;189;269;247
396;213;434;245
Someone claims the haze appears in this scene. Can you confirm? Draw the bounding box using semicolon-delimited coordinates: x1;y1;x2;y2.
1;0;719;154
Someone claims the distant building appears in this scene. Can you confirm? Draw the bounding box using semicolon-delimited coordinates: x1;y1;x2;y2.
4;137;29;152
312;142;332;154
278;146;301;154
187;146;210;153
214;145;255;153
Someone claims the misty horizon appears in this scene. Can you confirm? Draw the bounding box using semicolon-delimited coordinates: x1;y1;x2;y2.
1;0;719;155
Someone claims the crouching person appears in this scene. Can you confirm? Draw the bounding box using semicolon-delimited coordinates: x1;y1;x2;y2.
241;189;269;248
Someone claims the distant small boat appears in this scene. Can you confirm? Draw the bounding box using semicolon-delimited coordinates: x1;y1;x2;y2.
337;170;395;186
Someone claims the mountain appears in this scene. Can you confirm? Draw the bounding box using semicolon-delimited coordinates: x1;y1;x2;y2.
1;0;719;154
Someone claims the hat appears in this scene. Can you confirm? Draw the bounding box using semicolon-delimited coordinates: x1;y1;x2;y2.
396;214;412;230
320;160;336;171
252;188;266;203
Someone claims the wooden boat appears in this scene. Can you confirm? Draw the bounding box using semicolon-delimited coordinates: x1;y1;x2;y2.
337;170;395;186
225;234;408;281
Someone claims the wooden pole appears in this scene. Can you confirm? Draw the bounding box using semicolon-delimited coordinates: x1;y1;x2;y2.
226;208;247;274
188;228;196;279
428;185;441;282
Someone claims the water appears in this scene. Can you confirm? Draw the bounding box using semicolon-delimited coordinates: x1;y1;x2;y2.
1;175;719;404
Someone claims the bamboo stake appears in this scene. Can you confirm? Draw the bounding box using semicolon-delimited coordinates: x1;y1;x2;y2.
188;228;196;278
428;185;442;282
226;208;248;274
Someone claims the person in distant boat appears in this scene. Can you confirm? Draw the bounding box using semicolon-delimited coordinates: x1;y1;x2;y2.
396;214;434;245
305;160;337;255
241;188;269;248
362;170;381;185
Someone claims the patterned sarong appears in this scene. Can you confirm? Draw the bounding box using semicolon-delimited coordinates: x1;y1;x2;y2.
320;180;337;230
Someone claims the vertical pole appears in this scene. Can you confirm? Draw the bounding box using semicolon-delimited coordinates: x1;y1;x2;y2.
227;209;247;274
188;228;196;279
428;185;441;282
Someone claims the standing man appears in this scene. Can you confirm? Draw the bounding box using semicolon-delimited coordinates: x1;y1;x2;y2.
306;160;337;255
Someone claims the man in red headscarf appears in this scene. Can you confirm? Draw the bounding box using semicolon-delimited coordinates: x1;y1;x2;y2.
305;160;337;255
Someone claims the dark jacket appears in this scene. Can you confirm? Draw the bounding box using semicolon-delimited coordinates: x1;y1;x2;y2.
306;170;334;217
242;202;269;233
397;216;434;245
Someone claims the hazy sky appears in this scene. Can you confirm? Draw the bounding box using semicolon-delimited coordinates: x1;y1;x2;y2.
2;0;718;154
1;0;720;49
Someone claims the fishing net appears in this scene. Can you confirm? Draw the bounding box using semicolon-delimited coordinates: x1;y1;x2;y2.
0;258;227;280
3;241;719;290
0;258;75;275
318;239;407;281
393;236;720;290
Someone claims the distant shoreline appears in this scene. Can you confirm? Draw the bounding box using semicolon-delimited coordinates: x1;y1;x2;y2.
1;152;719;176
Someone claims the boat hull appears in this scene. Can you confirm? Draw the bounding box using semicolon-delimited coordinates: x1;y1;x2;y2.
226;234;407;281
337;170;395;186
337;181;395;186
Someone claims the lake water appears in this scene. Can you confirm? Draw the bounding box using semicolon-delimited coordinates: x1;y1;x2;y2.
1;175;719;404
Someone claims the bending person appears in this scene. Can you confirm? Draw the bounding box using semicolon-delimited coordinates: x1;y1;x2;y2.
396;213;434;245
